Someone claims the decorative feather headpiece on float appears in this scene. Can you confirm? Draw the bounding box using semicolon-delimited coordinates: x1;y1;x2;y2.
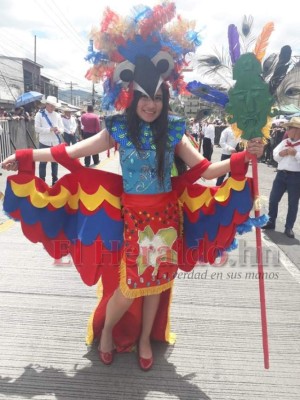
84;1;201;110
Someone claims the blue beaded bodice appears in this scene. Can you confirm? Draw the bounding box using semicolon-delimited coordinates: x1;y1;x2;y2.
118;147;173;193
105;114;185;194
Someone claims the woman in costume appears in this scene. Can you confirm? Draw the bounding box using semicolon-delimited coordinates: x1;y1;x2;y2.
1;2;264;371
1;82;263;369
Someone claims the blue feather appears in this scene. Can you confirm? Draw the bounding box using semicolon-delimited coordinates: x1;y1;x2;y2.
102;80;122;110
85;50;109;65
118;34;161;64
185;31;202;47
236;214;269;235
131;5;152;24
160;35;184;58
186;81;229;107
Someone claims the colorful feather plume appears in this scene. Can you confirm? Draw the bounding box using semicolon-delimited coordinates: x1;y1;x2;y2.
131;4;152;25
228;24;240;64
253;22;274;62
100;7;120;33
139;2;176;38
85;1;201;110
269;45;292;95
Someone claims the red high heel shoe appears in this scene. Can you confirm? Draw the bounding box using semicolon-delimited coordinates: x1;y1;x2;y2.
138;355;153;371
99;349;114;365
99;329;114;365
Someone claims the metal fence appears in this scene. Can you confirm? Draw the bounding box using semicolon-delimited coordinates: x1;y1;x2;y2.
0;119;37;163
0;120;12;163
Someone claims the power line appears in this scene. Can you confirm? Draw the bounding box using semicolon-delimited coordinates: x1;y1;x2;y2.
0;31;91;91
33;0;86;53
0;4;95;96
49;0;87;48
0;69;17;101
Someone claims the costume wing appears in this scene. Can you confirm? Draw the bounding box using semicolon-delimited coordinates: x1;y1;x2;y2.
172;152;265;270
3;145;124;286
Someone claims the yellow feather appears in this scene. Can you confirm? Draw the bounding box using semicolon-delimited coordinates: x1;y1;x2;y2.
261;116;272;141
231;122;243;139
254;22;275;62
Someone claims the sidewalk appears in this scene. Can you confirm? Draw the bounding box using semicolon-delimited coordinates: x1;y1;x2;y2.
0;151;299;400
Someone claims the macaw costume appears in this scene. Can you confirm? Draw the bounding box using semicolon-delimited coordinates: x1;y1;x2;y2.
3;114;261;351
2;2;265;353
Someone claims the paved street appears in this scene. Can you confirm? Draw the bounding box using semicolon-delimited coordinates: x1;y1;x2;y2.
0;146;299;400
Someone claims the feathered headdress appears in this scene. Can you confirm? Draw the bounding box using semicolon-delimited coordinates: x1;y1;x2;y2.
85;1;201;110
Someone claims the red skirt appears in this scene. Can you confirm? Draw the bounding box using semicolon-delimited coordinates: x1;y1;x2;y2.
86;191;180;350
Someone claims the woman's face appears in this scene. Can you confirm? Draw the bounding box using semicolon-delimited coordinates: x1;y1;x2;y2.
136;88;163;123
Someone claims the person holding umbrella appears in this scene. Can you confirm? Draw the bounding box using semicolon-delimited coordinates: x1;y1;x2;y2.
15;91;44;108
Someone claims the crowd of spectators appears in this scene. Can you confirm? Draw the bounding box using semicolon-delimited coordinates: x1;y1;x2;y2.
0;105;37;122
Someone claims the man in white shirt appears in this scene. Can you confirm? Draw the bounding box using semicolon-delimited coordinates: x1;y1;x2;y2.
35;96;64;185
202;120;215;161
216;126;241;185
262;117;300;238
190;118;200;142
61;108;78;146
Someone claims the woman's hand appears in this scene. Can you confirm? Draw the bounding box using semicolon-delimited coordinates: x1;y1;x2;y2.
245;138;264;162
1;154;18;171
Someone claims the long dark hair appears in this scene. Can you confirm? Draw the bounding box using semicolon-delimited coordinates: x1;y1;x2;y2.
125;83;170;186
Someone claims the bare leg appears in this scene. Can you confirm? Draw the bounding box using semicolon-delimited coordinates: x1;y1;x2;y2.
139;294;161;359
100;287;133;352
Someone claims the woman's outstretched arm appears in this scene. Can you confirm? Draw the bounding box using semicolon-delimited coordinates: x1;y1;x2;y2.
176;134;264;180
1;129;114;171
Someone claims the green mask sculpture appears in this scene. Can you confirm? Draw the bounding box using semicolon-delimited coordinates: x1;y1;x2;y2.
226;53;274;140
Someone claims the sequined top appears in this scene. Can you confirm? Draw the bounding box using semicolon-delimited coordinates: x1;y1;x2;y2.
105;114;185;194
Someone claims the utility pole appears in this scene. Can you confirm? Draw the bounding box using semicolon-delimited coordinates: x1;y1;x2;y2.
33;35;39;92
92;82;95;106
65;81;78;105
34;35;37;63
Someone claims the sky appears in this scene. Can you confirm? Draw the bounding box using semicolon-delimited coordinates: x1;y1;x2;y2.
0;0;299;97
